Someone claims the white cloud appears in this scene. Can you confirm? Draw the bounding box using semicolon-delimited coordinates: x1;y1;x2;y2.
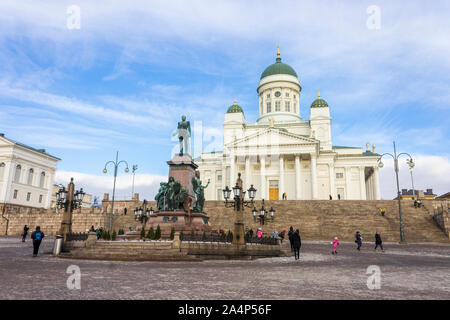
379;154;450;199
55;170;166;203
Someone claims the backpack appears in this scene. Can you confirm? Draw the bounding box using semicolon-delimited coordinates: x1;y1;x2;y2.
35;232;42;241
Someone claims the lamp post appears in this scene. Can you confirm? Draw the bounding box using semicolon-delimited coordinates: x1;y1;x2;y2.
377;141;414;243
406;158;416;200
131;165;138;199
222;173;257;246
56;178;85;241
134;204;153;224
103;151;129;234
252;199;275;225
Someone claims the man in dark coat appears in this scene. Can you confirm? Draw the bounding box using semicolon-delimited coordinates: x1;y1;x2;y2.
291;229;302;260
374;231;384;252
31;226;45;257
288;226;294;252
22;225;29;242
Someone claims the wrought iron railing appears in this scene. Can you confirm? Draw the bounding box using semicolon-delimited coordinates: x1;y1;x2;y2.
66;232;88;242
245;236;278;245
181;232;232;243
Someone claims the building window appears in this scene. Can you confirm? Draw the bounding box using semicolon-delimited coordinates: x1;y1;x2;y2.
336;173;344;179
217;175;222;181
294;102;297;113
39;172;45;188
294;94;296;99
285;101;290;112
14;165;21;183
27;168;34;185
286;92;290;98
266;94;270;98
13;190;18;199
39;195;43;203
267;102;271;113
275;101;281;111
26;192;31;201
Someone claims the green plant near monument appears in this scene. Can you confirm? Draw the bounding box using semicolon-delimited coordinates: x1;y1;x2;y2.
140;227;146;239
155;225;161;240
147;227;155;239
112;230;117;241
190;230;195;238
170;227;175;240
179;231;184;241
226;230;233;242
202;231;206;241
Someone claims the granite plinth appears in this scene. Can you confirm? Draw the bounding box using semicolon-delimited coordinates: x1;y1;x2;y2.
143;211;211;233
167;154;198;198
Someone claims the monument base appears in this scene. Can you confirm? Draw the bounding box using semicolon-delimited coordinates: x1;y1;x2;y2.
142;210;212;233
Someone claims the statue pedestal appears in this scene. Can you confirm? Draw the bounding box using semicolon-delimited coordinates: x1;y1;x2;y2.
144;210;211;233
167;154;197;198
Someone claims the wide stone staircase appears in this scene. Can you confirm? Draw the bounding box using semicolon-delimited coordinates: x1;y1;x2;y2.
204;200;450;243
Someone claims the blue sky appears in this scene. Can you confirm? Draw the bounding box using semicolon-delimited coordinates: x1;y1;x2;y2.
0;0;449;201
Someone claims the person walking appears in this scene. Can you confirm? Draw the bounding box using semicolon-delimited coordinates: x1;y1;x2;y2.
288;226;294;252
355;231;362;251
374;231;384;252
31;226;45;257
332;237;339;255
22;225;29;242
292;229;302;260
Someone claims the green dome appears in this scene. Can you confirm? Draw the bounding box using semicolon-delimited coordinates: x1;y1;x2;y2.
227;100;244;113
311;92;329;108
260;56;298;80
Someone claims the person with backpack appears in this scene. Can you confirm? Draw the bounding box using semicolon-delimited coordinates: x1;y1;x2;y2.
292;229;302;260
355;231;362;251
22;225;29;242
31;226;45;257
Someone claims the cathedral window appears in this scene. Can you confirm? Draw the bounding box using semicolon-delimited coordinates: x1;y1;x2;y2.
14;165;21;183
0;162;4;180
27;168;34;185
267;102;271;113
285;101;290;112
336;173;344;179
275;101;280;111
294;102;297;113
286;92;290;98
39;172;46;188
266;94;270;99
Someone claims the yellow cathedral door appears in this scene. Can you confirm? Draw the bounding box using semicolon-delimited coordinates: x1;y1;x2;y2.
269;180;279;200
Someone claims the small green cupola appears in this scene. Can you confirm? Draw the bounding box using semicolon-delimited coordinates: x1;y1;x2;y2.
260;45;298;80
226;97;244;113
310;89;329;108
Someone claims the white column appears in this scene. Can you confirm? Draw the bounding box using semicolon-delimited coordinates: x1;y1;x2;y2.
260;156;266;200
221;163;227;200
374;167;381;200
311;154;318;200
345;167;351;199
230;154;235;186
295;155;301;200
245;156;250;191
359;166;367;200
1;161;14;202
279;155;284;200
329;163;336;199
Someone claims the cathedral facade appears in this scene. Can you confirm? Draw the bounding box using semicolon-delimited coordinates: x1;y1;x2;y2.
195;49;381;201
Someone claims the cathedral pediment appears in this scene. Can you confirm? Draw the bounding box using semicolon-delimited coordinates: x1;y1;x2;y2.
225;127;318;150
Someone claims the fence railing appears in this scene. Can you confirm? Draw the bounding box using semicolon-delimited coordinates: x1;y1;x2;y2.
66;232;89;242
245;236;278;245
179;232;278;246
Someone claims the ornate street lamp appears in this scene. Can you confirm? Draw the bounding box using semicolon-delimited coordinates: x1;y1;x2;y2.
103;151;129;234
378;141;414;243
56;178;85;241
222;173;257;245
406;158;416;200
253;199;275;225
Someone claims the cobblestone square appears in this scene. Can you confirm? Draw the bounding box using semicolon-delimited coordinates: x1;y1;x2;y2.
0;236;449;300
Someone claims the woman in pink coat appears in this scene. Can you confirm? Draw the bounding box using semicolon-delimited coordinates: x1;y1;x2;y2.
332;237;339;255
257;229;263;238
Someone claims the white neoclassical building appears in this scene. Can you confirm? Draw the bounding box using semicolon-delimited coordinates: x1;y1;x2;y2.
195;49;381;201
0;133;60;208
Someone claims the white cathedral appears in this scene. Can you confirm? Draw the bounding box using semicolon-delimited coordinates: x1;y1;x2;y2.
195;48;381;201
